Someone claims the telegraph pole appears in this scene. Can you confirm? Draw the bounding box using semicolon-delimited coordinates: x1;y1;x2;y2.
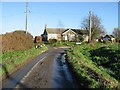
89;11;92;43
25;0;28;34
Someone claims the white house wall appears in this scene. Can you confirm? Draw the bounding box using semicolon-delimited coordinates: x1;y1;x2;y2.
83;36;89;42
63;35;68;40
48;34;60;40
62;34;76;41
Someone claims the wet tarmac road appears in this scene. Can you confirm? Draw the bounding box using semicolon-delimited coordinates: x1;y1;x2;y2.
2;47;78;89
51;51;78;88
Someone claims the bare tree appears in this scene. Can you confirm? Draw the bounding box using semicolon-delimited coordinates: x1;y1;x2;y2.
113;28;120;42
57;20;64;40
81;12;105;42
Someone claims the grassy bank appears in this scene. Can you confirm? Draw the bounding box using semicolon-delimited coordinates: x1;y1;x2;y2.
0;45;48;80
66;43;119;88
52;41;76;47
44;41;76;47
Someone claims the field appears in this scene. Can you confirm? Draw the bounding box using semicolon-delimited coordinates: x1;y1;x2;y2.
0;45;48;80
66;42;120;88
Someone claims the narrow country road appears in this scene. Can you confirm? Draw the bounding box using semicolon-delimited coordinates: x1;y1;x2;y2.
2;47;78;89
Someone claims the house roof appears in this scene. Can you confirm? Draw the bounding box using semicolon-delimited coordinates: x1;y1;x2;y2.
72;29;88;35
104;35;115;38
110;35;115;38
45;28;66;34
62;29;77;35
45;28;88;35
64;29;88;35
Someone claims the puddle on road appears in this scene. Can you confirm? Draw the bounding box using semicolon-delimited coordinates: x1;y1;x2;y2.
51;51;78;88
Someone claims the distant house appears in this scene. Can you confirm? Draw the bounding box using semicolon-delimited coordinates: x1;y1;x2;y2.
62;29;88;42
42;25;65;41
103;35;116;43
61;29;77;41
71;29;88;42
42;25;88;42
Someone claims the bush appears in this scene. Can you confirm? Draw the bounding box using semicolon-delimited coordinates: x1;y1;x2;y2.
48;39;57;44
51;41;76;47
2;30;34;52
78;35;84;42
103;40;111;44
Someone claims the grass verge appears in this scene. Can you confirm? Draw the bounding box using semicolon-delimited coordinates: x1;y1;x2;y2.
66;43;119;88
44;41;76;47
0;45;48;80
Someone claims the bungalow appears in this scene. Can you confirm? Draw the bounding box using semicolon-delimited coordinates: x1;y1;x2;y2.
42;25;88;42
103;35;116;43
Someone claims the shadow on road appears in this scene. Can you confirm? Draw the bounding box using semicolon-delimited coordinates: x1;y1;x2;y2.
2;64;28;89
1;64;9;78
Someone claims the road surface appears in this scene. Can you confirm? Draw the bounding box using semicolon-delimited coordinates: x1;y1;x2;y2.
2;47;78;89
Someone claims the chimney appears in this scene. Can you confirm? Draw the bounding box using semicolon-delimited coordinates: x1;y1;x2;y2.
45;24;47;29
